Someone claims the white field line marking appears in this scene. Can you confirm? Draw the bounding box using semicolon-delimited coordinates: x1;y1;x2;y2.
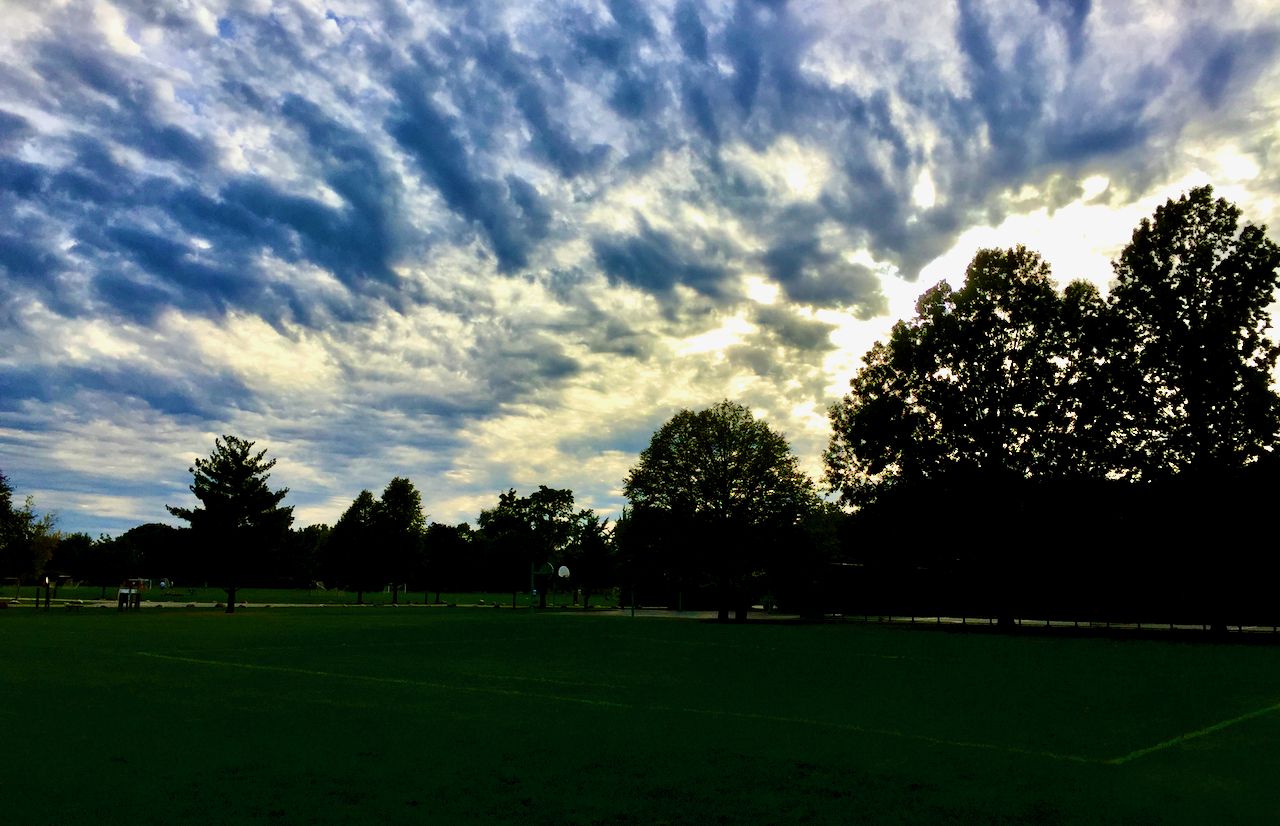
163;637;545;654
138;653;631;704
139;652;621;688
1108;699;1280;765
137;652;1099;763
606;635;944;659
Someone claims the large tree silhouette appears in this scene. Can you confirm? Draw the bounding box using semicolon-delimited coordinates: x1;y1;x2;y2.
326;489;378;602
623;400;818;620
825;246;1109;505
0;467;27;580
567;511;613;610
476;486;576;607
824;188;1280;630
167;436;293;613
424;521;473;602
375;477;426;604
1110;185;1280;477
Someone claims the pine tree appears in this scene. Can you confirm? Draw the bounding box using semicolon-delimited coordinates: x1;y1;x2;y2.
167;436;293;613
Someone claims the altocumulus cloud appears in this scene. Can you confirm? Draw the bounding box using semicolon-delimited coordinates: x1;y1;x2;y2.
0;0;1278;534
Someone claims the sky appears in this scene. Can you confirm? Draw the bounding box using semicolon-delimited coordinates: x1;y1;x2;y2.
1;0;1279;536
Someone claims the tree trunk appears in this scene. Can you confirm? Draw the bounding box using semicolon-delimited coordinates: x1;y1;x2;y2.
583;590;591;610
435;589;441;604
717;604;729;621
391;583;399;604
100;584;106;600
512;590;517;609
357;590;363;605
734;604;748;622
226;586;236;614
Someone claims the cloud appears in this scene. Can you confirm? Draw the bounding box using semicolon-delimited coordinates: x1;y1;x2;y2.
0;362;255;419
751;304;838;352
593;220;730;301
1178;25;1280;109
761;231;888;317
674;1;710;63
0;0;1277;535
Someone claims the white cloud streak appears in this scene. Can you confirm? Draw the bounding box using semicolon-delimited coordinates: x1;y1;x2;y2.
0;0;1277;534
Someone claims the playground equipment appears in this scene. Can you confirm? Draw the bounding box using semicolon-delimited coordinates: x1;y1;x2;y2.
117;578;143;611
30;574;73;609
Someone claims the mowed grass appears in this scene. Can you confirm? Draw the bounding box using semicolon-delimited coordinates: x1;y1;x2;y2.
2;609;1278;825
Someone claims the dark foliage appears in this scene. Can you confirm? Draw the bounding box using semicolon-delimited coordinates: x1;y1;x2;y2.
375;477;427;603
565;511;615;609
476;486;576;607
424;521;475;599
621;400;821;619
0;466;29;579
825;246;1116;505
166;435;293;612
827;460;1280;629
825;188;1280;629
1110;185;1280;476
828;188;1280;505
325;489;379;602
265;524;331;589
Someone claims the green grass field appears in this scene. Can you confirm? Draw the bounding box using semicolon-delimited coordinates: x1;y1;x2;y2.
2;608;1278;824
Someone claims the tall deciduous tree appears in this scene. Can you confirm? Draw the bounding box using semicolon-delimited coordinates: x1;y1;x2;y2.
327;489;378;603
262;523;330;589
0;467;30;580
476;488;530;607
375;477;426;604
476;486;577;607
0;466;60;585
424;521;473;602
567;511;613;610
1110;185;1280;476
623;400;819;620
824;246;1113;505
83;532;145;598
166;436;293;613
50;532;94;582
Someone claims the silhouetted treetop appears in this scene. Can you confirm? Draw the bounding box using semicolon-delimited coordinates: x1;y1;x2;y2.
1110;184;1280;476
625;400;818;525
825;187;1280;505
166;435;293;612
825;247;1106;504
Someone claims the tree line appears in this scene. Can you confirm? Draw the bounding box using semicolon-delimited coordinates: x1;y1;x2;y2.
0;451;621;612
823;186;1280;630
3;185;1278;626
